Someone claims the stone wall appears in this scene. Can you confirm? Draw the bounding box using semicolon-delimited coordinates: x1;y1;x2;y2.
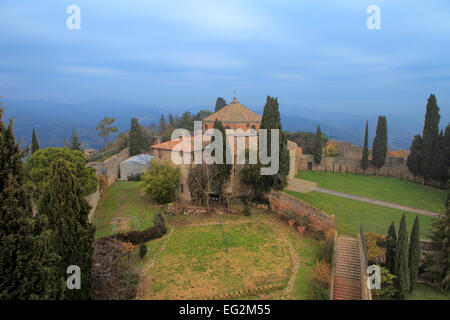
86;187;100;223
296;153;444;188
268;191;334;233
87;148;129;186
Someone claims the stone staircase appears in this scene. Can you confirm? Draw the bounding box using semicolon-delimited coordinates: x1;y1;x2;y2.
333;235;362;300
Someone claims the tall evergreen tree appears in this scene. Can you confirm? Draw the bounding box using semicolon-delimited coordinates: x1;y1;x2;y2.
260;96;290;190
407;135;422;181
421;94;440;178
372;115;388;169
395;214;410;299
313;125;323;164
0;108;61;299
426;181;450;290
431;130;444;180
362;121;369;171
31;128;40;154
215;97;227;112
386;222;397;274
159;115;167;134
38;159;95;299
129;118;143;156
209;119;233;197
168;114;177;128
409;216;420;293
70;128;82;151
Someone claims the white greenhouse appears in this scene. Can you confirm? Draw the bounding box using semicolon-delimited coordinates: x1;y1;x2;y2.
119;154;153;180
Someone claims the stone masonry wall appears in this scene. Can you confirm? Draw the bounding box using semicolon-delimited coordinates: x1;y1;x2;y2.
87;148;130;186
296;153;444;188
268;191;335;233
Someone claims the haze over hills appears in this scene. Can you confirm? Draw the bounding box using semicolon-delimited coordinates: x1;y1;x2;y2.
3;97;446;151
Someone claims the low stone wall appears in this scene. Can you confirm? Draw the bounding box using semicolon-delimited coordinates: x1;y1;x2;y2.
268;191;334;233
297;154;444;188
86;187;100;223
87;148;129;186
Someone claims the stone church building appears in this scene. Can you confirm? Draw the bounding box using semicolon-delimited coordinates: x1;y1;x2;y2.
150;98;297;204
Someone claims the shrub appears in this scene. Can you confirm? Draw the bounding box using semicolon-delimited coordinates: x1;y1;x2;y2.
154;212;167;234
112;214;167;245
365;232;386;262
311;282;329;300
92;238;139;300
284;211;309;227
325;141;339;157
243;205;251;216
314;259;331;286
142;159;180;204
372;266;397;299
127;173;143;181
318;237;335;265
138;243;148;258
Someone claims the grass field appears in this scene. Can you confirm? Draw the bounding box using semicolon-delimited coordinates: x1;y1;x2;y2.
93;181;159;238
296;171;446;213
284;190;435;239
406;283;450;300
140;211;320;300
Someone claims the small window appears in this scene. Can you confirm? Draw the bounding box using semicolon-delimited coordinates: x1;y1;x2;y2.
179;184;184;193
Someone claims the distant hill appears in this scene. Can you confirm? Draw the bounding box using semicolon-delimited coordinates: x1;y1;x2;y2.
2;98;437;151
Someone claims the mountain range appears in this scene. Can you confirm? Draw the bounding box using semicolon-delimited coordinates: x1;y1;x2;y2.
2;97;441;151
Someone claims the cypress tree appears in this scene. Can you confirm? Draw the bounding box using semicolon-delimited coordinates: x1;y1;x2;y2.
395;214;410;299
0;108;61;299
362;121;369;171
31;128;40;154
38;159;95;300
168;114;177;128
431;130;444;180
409;216;420;292
211;119;232;196
421;94;440;178
407;135;422;181
386;222;397;274
129;117;142;156
70;128;82;151
260;96;290;190
215;97;227;112
372;115;388;169
313;125;323;164
159;115;167;133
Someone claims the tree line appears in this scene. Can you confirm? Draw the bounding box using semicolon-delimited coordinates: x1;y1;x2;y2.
407;94;450;183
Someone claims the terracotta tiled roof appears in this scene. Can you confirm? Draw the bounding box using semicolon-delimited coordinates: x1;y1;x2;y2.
150;136;210;152
203;98;262;123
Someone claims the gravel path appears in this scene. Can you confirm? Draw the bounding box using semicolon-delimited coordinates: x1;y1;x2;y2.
315;187;442;218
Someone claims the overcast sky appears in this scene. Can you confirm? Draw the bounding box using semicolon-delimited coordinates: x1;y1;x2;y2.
0;0;449;119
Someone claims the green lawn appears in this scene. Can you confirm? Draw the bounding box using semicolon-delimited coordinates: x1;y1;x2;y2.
285;190;435;239
93;181;159;238
140;211;320;300
296;170;446;213
406;283;450;300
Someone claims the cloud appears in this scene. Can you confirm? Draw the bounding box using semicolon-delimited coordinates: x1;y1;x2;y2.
60;66;127;77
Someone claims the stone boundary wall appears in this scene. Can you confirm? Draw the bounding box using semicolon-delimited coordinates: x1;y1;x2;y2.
86;187;100;223
268;191;334;233
87;148;129;186
296;154;444;189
